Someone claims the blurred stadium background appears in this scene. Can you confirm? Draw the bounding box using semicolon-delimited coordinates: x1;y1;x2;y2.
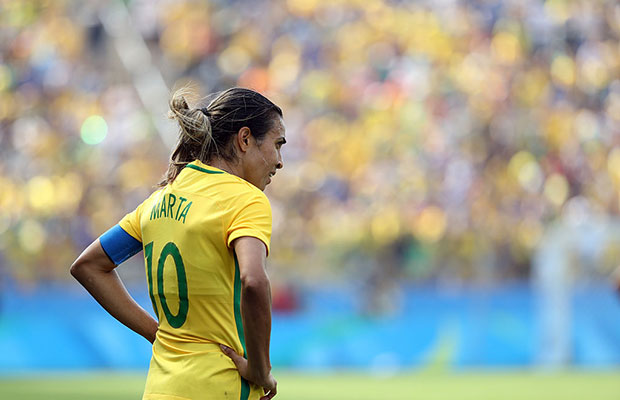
1;0;620;398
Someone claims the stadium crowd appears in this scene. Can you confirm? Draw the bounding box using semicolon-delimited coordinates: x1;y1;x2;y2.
0;0;618;304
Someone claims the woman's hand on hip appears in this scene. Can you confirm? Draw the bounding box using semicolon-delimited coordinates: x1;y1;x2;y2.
220;344;277;400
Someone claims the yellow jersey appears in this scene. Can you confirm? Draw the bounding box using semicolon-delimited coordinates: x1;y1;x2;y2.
118;160;272;400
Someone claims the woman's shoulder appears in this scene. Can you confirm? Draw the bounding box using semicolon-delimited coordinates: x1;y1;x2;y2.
224;176;270;206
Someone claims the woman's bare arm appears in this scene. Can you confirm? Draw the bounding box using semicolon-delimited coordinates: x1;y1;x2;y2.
221;236;277;400
71;239;158;343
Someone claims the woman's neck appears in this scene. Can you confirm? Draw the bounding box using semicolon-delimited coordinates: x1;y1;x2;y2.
207;157;243;178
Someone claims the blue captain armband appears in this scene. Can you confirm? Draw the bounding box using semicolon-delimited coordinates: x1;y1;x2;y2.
99;224;142;265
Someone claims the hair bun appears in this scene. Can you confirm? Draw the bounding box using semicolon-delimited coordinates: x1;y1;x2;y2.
171;94;189;113
168;88;213;146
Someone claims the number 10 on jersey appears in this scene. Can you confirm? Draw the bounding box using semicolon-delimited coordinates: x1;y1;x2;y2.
144;241;189;328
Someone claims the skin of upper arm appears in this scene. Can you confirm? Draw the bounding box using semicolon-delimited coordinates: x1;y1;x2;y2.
232;236;269;284
71;239;118;276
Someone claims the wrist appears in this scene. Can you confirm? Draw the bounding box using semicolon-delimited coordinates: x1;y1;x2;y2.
246;361;272;383
144;318;158;343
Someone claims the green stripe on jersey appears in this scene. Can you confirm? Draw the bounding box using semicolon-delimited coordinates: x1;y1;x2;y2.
240;377;250;400
233;253;250;400
233;253;247;355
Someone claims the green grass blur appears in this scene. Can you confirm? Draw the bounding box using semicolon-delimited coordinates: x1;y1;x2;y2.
0;370;619;400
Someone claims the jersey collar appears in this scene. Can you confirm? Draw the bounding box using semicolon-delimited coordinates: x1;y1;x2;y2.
186;160;225;175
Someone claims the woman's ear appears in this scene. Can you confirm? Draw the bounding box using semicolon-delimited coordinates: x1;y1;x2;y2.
237;127;252;152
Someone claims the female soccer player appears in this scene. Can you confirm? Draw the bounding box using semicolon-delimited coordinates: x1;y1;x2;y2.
71;87;285;400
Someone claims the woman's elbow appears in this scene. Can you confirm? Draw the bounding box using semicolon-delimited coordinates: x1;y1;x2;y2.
70;257;86;279
70;252;99;280
241;273;270;292
71;240;113;279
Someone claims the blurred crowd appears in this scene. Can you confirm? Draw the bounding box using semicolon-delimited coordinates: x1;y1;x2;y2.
0;0;619;296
